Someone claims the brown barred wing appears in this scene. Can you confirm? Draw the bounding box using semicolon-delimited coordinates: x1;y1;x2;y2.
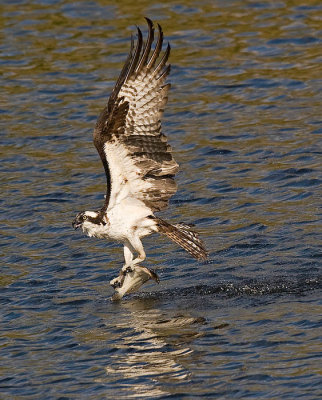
93;18;178;212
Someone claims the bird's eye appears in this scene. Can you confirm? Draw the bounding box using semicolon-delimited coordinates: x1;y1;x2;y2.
83;215;87;220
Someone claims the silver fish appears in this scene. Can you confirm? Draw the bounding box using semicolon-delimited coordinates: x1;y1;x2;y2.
110;266;160;301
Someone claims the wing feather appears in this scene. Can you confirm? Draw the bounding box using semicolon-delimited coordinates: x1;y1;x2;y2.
146;24;163;69
135;18;154;73
94;18;178;212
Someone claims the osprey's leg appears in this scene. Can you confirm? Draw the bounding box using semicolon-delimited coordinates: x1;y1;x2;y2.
121;237;146;273
124;243;134;265
129;236;146;266
122;243;134;273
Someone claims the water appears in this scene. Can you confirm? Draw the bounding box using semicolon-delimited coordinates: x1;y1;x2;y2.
1;0;321;398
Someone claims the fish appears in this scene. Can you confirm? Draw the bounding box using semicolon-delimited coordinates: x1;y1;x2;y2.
110;265;160;301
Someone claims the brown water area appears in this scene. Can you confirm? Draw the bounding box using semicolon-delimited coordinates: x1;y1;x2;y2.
1;0;321;399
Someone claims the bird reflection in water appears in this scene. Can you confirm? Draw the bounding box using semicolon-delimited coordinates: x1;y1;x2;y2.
104;299;206;397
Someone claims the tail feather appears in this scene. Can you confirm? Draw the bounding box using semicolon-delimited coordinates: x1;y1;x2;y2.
156;218;208;261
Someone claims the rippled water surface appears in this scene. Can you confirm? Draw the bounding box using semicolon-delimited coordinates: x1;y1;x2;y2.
1;0;321;398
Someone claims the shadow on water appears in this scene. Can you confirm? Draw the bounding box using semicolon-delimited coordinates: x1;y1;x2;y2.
104;306;205;398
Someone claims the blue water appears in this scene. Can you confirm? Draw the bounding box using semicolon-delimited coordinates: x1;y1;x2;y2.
1;1;321;399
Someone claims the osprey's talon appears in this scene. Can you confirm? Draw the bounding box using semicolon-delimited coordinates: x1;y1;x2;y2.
110;276;124;288
122;265;133;274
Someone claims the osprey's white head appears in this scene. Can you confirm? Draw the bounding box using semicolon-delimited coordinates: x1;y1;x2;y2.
72;211;108;237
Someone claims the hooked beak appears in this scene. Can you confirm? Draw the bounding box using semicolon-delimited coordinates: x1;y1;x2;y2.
72;219;81;230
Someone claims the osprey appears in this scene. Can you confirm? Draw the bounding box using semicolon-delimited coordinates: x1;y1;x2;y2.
72;18;208;297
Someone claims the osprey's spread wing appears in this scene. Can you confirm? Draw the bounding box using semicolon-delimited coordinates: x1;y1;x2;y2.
94;18;178;212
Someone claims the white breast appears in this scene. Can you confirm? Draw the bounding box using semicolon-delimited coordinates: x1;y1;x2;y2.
106;197;156;241
82;221;109;239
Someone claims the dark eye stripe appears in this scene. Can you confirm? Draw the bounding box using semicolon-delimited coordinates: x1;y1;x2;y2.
86;214;106;225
